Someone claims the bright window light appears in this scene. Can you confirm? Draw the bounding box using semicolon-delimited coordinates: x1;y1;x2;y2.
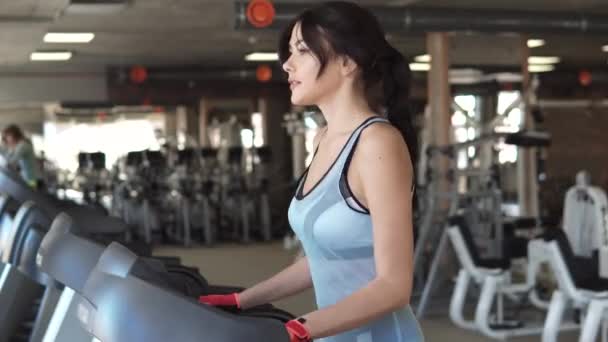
30;51;72;61
507;108;523;127
409;62;430;71
304;117;318;129
527;39;545;48
467;127;476;140
305;130;317;167
454;95;477;113
455;127;468;142
44;32;95;43
602;45;608;53
43;118;163;172
498;146;518;163
528;56;560;64
241;129;254;148
467;146;475;158
529;64;555;73
497;91;520;115
414;54;431;62
495;91;523;164
457;150;468;169
251;112;265;147
451;111;467;126
245;52;279;62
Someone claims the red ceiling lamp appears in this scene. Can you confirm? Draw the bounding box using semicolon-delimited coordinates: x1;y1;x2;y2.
246;0;275;28
256;64;272;82
130;65;148;84
578;69;592;87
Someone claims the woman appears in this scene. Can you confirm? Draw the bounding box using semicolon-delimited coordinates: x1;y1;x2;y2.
200;2;423;341
2;124;43;189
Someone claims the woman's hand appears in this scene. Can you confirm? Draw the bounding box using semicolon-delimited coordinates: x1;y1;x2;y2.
198;293;241;310
285;318;312;342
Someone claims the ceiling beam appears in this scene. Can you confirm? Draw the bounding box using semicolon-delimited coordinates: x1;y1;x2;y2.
235;2;608;35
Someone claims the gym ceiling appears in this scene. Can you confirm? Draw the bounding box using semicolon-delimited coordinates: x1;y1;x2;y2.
1;0;608;75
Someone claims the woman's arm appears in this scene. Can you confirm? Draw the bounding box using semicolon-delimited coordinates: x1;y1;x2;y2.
298;123;415;338
239;125;328;309
238;256;312;309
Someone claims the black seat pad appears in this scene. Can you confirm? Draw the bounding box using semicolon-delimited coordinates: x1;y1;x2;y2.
449;216;511;270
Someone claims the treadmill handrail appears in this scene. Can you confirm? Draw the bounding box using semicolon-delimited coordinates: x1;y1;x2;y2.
79;271;288;342
38;213;104;292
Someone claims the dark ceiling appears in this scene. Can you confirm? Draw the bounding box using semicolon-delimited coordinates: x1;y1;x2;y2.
0;0;606;74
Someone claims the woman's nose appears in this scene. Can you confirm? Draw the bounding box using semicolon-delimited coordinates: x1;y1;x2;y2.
282;56;293;73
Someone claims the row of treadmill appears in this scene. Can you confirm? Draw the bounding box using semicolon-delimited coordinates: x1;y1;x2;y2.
0;163;293;342
68;146;275;247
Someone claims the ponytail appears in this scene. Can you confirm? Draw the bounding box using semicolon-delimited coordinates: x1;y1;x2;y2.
378;45;418;166
277;2;418;165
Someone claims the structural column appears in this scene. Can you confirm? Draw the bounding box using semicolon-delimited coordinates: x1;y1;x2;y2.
176;105;188;147
164;109;177;146
518;36;539;217
257;95;292;215
479;93;498;170
256;97;270;145
198;97;210;147
427;32;452;203
186;106;199;146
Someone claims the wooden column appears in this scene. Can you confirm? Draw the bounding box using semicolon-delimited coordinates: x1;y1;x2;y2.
176;105;188;147
427;32;452;204
164;109;177;146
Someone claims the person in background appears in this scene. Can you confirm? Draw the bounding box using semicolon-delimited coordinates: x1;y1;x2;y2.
2;124;43;189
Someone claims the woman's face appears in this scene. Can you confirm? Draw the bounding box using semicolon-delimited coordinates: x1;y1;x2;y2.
282;22;344;106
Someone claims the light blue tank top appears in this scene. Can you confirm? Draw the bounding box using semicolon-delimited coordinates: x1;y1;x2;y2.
288;117;424;342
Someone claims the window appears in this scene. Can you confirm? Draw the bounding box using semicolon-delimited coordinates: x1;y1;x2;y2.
451;95;479;169
251;112;265;147
495;91;523;164
240;128;254;148
44;114;164;172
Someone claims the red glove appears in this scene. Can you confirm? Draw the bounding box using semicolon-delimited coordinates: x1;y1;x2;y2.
285;318;312;342
198;293;241;309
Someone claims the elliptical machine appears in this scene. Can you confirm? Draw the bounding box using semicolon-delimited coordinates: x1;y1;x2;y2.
164;148;216;246
74;152;111;211
115;150;167;245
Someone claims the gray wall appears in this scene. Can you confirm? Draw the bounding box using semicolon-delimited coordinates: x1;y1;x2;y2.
0;106;44;134
0;73;107;103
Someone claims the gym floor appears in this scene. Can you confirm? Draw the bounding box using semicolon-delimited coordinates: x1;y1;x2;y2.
155;243;580;342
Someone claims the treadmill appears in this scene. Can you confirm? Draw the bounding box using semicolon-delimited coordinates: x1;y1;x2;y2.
0;166;133;245
78;242;290;342
0;199;122;342
37;213;105;342
38;213;184;341
0;193;15;261
0;201;52;341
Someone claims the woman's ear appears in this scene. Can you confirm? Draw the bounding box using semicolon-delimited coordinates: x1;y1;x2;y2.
340;56;358;77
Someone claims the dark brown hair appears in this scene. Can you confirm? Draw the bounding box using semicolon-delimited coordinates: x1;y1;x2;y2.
278;1;418;163
3;124;24;142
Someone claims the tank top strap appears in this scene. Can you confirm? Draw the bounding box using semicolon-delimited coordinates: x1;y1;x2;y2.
333;116;390;171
